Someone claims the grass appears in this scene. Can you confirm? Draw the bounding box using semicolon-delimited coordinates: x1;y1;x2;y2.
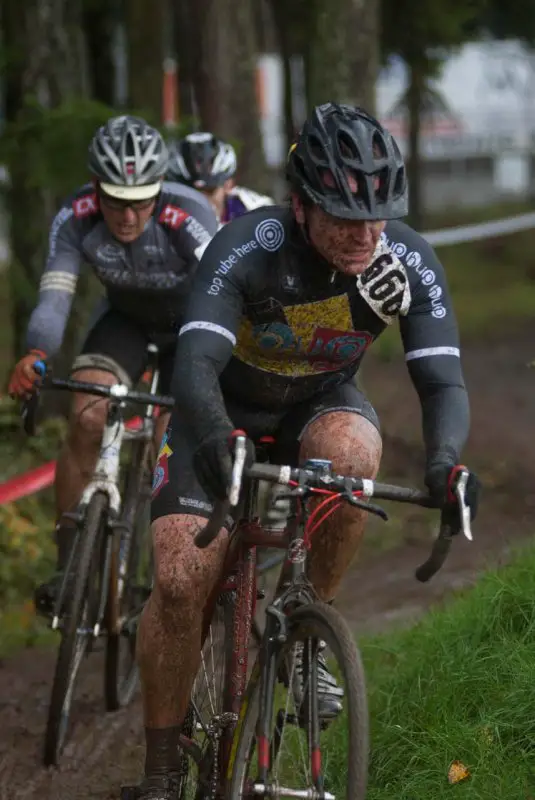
348;539;535;798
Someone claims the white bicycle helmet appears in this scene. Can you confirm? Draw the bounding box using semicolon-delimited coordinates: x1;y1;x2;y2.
88;115;169;200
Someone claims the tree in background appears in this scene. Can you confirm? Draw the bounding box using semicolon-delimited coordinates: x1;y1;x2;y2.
125;0;166;122
1;0;93;361
178;0;268;190
481;0;535;198
305;0;379;112
381;0;488;229
269;0;379;156
82;0;118;107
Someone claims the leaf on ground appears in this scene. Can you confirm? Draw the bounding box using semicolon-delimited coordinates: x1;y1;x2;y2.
448;760;470;784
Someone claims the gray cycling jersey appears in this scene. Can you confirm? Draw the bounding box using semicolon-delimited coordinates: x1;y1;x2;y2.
26;180;218;356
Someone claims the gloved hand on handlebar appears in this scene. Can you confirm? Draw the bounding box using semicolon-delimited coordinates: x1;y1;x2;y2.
193;430;256;501
425;462;481;525
8;350;47;398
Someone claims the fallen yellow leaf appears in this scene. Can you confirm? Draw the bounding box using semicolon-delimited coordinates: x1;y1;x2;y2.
448;760;470;784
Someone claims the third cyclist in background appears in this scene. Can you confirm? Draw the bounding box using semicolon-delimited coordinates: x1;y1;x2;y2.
166;132;274;227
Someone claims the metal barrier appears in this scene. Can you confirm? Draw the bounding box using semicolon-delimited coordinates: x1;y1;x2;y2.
423;210;535;247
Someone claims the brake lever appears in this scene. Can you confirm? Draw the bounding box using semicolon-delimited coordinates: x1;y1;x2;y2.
342;481;388;521
229;434;247;507
454;469;472;541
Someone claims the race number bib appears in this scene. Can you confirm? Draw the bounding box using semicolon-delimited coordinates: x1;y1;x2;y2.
357;242;411;324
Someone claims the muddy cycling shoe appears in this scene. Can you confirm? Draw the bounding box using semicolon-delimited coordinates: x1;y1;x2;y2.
34;571;73;618
291;640;344;722
121;774;183;800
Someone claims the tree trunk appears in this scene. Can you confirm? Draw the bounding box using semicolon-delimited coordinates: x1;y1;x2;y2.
186;0;226;132
306;0;354;108
125;0;166;121
223;0;267;189
188;0;268;190
407;62;425;230
83;0;117;106
350;0;380;112
269;0;301;151
174;0;197;121
2;0;88;365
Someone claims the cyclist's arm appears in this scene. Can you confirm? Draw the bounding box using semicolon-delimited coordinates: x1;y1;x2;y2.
26;205;82;357
165;192;219;263
171;222;248;444
398;236;469;470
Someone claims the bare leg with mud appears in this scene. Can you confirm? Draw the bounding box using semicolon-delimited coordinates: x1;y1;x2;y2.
276;411;382;602
136;514;229;777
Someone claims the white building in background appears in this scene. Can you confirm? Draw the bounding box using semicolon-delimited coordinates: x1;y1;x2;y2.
258;39;535;204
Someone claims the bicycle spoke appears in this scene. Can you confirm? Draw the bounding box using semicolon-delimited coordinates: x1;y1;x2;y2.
228;603;369;800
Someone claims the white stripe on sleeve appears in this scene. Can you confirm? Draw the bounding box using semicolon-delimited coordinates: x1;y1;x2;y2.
405;346;460;361
179;320;237;346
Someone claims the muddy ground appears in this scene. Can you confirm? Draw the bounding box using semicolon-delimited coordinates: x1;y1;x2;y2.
2;322;535;798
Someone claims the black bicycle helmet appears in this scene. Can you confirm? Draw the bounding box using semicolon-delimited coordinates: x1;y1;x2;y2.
88;115;169;200
167;132;237;189
286;102;408;220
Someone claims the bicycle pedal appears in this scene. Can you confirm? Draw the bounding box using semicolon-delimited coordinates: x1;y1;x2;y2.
256;588;266;600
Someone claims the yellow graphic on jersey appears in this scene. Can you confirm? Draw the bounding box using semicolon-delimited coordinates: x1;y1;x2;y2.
152;429;173;498
234;294;373;377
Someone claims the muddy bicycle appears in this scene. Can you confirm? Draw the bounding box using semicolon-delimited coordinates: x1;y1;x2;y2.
131;432;472;800
22;345;175;766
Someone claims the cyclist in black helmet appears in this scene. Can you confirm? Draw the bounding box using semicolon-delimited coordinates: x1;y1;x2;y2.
7;114;218;615
126;103;481;800
167;131;274;226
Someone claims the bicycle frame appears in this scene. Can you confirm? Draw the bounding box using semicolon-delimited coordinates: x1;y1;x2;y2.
51;348;162;633
181;476;314;783
181;435;473;795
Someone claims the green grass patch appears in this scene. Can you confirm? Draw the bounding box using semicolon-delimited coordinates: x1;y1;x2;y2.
348;540;535;798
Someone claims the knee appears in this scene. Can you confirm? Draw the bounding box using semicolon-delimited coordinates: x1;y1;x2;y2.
300;411;382;480
151;515;224;612
67;398;108;448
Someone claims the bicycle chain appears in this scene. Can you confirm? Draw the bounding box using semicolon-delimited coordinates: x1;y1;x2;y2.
206;712;238;800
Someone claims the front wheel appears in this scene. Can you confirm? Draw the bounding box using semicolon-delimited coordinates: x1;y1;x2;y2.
44;491;109;766
227;601;369;800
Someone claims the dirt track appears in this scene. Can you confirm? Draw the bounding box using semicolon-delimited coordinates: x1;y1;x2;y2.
2;323;535;798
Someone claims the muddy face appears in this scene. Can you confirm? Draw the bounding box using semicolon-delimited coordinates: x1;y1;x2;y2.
291;191;385;275
306;206;385;275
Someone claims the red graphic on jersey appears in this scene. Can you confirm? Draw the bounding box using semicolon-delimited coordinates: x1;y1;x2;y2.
159;204;189;229
306;328;373;371
73;193;99;218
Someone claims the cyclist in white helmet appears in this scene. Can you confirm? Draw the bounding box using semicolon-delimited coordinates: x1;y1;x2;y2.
8;115;218;615
166;131;274;226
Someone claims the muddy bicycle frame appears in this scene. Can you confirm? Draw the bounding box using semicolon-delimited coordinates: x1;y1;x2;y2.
25;346;174;633
178;434;473;788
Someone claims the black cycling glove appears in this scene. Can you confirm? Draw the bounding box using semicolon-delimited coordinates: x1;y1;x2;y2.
193;430;256;502
425;462;481;528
